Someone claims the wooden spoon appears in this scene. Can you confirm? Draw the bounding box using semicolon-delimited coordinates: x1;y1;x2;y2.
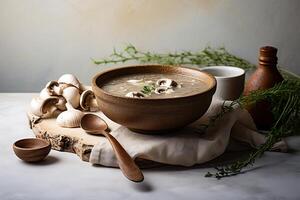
80;114;144;182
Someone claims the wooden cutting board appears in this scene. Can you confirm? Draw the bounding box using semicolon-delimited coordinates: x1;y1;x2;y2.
28;112;99;162
27;112;161;167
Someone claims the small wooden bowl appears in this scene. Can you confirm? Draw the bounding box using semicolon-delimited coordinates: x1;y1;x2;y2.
13;138;51;162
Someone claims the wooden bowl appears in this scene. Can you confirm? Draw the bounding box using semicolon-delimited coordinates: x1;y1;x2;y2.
13;138;51;162
92;65;216;133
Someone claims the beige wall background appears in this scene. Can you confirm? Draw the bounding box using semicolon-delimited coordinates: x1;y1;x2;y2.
0;0;299;92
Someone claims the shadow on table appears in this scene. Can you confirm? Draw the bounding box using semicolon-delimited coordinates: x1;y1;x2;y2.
91;150;289;192
22;155;60;166
92;163;155;192
142;149;287;173
127;151;252;192
130;181;154;192
134;150;247;171
91;150;254;172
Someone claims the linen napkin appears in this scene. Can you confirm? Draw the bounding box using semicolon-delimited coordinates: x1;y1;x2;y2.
90;98;287;167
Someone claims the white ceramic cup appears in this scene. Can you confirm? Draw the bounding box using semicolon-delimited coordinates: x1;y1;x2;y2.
200;66;245;100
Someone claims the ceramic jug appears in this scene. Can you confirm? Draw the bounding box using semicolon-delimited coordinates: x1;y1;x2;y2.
244;46;284;129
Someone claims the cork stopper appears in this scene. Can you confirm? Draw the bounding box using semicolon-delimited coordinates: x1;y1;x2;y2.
259;46;278;66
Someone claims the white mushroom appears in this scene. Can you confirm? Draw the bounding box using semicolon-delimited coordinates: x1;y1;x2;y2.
62;86;80;108
80;90;99;111
56;103;84;128
30;97;61;118
45;81;63;96
125;92;145;98
40;81;70;99
39;86;67;111
58;74;81;89
154;87;174;94
39;88;52;99
156;78;177;88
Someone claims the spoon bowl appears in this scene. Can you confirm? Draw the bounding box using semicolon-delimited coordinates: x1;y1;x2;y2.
80;114;144;182
81;114;109;135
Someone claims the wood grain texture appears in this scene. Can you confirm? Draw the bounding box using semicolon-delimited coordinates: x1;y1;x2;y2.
28;112;97;162
27;112;162;168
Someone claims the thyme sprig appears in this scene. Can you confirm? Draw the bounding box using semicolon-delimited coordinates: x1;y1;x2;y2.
205;80;300;179
141;84;156;95
93;44;255;70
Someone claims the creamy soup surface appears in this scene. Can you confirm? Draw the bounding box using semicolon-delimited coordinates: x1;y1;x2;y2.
101;73;209;99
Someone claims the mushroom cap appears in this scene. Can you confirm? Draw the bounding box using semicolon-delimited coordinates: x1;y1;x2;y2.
56;108;84;128
80;90;94;110
62;86;80;108
45;80;59;88
42;80;63;96
30;97;59;117
125;92;145;98
154;87;167;94
40;88;52;99
156;78;177;88
154;86;174;94
58;74;81;89
45;80;59;92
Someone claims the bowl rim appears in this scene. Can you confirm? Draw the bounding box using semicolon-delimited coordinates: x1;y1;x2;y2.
92;64;217;102
200;66;245;79
13;138;51;151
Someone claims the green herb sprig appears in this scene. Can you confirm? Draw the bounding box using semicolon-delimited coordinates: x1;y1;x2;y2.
93;44;255;70
205;80;300;179
141;85;156;95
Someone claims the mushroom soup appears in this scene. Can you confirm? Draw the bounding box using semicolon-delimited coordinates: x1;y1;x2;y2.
101;73;209;99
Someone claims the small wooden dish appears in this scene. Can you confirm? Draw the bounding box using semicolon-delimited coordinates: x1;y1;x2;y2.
13;138;51;162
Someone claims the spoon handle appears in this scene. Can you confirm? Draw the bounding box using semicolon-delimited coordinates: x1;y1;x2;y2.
102;131;144;182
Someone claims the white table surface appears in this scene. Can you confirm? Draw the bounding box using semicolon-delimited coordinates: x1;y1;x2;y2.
1;93;299;200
